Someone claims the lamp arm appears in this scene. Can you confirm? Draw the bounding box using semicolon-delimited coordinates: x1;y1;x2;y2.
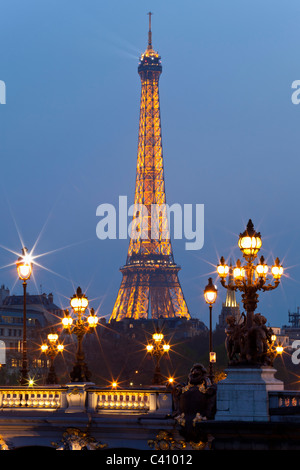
261;280;280;292
220;279;238;291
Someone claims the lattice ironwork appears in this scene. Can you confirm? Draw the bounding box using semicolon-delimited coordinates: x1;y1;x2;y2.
109;15;190;322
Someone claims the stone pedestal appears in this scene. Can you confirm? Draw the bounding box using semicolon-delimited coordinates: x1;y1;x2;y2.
215;367;284;422
65;382;94;413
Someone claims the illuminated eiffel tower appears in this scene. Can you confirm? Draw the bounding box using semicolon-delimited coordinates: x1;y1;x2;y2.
109;14;190;322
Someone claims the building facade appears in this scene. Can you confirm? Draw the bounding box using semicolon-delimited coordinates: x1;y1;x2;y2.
0;286;62;380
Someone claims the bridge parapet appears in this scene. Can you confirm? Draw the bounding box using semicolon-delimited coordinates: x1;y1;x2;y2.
0;384;173;415
0;386;67;410
269;390;300;420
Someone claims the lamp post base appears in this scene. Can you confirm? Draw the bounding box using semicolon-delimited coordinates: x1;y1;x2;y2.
69;362;92;383
65;382;95;413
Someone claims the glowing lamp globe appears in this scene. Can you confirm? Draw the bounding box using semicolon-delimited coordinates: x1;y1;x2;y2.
271;258;283;280
48;333;58;343
204;278;218;305
16;248;32;281
210;352;217;363
87;308;98;327
62;310;73;329
153;333;164;342
238;219;262;257
217;256;229;278
70;287;89;313
233;260;245;281
256;256;268;278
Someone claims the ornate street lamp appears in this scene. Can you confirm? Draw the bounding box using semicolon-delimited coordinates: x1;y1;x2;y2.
217;219;283;365
204;278;218;383
146;329;170;386
16;247;32;385
62;287;98;382
41;331;64;384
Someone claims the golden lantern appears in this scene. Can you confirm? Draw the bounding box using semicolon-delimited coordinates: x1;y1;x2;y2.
210;352;217;363
204;278;218;305
217;256;229;278
41;343;48;352
87;308;98;327
256;255;268;278
238;219;262;258
47;333;58;343
16;247;32;281
62;309;73;329
70;287;89;314
233;259;245;281
271;257;283;280
153;332;164;342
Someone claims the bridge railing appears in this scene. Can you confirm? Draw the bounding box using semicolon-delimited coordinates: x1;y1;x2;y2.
0;387;66;409
0;384;173;415
269;391;300;418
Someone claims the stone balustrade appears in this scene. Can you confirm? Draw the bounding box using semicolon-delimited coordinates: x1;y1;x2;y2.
94;390;151;411
269;390;300;419
0;384;172;415
0;388;64;409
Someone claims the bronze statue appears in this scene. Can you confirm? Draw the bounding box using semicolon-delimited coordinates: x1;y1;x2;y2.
173;364;216;442
225;312;275;366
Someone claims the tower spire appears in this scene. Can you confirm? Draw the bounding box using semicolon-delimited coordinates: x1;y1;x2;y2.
147;11;152;49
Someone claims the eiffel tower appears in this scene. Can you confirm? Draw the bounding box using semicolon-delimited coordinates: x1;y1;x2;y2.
109;14;190;322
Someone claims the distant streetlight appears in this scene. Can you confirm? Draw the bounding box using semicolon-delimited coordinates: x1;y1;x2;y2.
41;330;64;384
62;287;98;382
16;247;32;385
146;329;170;385
204;277;218;383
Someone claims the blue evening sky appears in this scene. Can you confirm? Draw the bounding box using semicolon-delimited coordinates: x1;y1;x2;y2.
0;0;299;328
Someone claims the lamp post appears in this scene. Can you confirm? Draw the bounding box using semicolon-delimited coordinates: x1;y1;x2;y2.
216;219;283;365
41;331;64;384
16;247;32;385
62;287;98;382
146;330;170;385
204;277;218;383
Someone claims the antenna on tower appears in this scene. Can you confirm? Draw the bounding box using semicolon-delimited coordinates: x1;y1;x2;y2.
147;11;153;49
